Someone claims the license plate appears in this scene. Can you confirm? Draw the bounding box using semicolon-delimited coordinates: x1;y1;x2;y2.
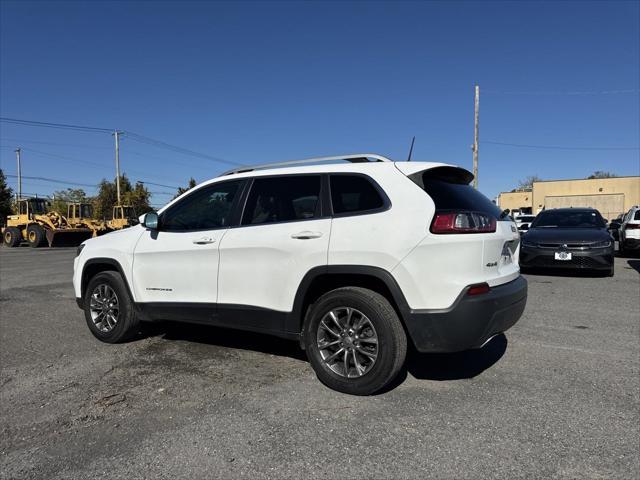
555;251;572;261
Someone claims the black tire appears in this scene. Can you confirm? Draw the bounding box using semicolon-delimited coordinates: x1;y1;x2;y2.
3;227;22;247
303;287;407;395
26;224;46;248
607;265;614;277
83;271;140;343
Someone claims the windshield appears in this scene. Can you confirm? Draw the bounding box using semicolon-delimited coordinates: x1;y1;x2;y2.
29;200;47;215
531;210;605;229
80;205;93;218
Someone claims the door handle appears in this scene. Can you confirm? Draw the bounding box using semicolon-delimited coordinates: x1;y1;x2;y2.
192;237;216;245
291;231;323;240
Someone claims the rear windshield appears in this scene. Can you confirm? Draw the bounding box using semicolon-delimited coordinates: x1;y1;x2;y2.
518;216;535;222
531;210;605;228
409;166;501;218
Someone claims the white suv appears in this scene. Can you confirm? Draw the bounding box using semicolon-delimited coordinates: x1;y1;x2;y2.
619;205;640;253
73;154;527;395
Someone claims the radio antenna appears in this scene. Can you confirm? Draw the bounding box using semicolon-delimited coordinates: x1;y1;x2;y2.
407;136;415;161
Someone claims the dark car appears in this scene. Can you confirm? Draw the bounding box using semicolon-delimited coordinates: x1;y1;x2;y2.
519;208;614;276
608;214;624;241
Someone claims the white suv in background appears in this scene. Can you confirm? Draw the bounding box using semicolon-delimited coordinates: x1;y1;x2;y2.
619;205;640;253
73;154;527;395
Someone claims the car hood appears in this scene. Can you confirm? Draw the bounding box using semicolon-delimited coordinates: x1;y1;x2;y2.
523;228;611;244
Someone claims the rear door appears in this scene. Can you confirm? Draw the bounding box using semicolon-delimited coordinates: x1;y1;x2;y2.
217;174;330;331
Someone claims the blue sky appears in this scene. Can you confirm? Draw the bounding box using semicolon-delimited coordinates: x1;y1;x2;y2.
1;0;638;207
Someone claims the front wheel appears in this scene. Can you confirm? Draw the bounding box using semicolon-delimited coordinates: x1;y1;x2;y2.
303;287;407;395
84;271;140;343
3;227;22;247
27;224;46;248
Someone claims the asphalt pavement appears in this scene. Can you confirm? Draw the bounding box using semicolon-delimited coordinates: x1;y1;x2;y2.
1;246;639;479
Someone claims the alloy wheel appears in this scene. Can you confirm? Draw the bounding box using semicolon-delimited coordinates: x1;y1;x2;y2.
316;307;378;378
89;284;120;333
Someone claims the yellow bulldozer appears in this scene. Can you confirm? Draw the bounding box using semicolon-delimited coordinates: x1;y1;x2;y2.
66;202;112;237
2;198;93;248
108;205;138;230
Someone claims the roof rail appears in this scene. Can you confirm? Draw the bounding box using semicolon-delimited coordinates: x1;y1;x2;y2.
220;153;392;176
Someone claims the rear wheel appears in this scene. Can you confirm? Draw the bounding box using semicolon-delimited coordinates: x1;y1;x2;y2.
26;224;46;248
303;287;407;395
84;271;140;343
3;227;22;247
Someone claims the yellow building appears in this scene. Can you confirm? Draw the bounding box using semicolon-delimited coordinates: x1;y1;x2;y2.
497;176;640;221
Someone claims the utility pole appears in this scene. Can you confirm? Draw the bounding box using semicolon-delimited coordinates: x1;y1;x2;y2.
15;148;22;200
113;131;122;204
472;85;480;189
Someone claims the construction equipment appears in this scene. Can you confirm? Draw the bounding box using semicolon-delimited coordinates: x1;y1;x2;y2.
66;202;112;237
108;205;138;230
2;197;93;248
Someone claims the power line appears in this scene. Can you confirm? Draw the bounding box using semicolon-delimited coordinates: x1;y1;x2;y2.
139;180;180;189
0;137;112;150
483;140;640;151
0;117;112;133
123;132;243;167
1;117;241;167
5;174;97;188
483;89;640;96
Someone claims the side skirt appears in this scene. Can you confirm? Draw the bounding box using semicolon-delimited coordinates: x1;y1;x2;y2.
135;302;300;341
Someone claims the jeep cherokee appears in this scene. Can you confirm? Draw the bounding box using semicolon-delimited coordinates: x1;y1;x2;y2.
74;154;527;395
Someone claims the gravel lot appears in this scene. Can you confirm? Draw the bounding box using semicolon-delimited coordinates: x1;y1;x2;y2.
1;246;639;479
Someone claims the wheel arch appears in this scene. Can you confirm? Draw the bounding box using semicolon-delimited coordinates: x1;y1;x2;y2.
290;265;411;341
81;258;134;302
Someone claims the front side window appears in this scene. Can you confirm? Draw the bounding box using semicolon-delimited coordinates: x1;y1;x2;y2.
242;176;321;225
330;175;385;215
161;180;242;231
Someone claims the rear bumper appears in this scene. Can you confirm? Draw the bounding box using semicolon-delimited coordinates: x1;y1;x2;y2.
403;276;527;353
622;237;640;250
520;247;614;270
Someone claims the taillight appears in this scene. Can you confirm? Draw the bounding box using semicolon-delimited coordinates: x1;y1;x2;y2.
626;224;640;229
430;211;497;234
467;283;490;295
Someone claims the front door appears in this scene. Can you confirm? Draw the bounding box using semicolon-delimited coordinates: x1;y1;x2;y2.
133;179;245;304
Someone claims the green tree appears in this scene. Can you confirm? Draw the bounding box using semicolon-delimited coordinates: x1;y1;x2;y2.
0;169;14;224
588;171;617;179
123;181;152;216
173;177;197;199
94;174;151;219
51;188;88;216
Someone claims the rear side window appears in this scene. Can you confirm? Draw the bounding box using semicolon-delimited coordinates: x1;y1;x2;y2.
410;167;501;218
330;175;385;214
242;175;321;225
635;210;640;220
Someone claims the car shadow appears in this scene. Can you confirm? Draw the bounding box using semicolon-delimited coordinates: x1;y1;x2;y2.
405;333;508;381
627;260;640;273
140;321;307;362
139;322;508;389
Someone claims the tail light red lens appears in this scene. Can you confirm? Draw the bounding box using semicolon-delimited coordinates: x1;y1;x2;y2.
626;224;640;229
467;283;490;295
430;211;497;234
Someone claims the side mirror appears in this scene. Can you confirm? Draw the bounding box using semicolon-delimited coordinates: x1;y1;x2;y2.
142;212;159;230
